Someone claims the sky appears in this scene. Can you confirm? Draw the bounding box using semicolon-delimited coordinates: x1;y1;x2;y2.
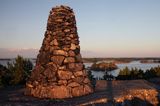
0;0;160;58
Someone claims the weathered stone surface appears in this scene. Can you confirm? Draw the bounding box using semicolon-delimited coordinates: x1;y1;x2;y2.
72;85;84;97
68;82;80;87
50;86;71;98
50;39;58;46
68;50;75;57
75;54;82;62
70;43;76;50
64;57;75;63
73;76;84;84
37;52;50;65
84;84;93;94
29;66;45;81
26;83;33;88
68;63;84;71
74;71;83;77
68;34;74;38
58;80;67;86
53;50;68;56
64;29;70;33
43;68;56;79
59;65;66;70
51;56;65;65
63;47;70;51
83;77;90;84
58;70;73;80
25;5;93;99
46;62;57;71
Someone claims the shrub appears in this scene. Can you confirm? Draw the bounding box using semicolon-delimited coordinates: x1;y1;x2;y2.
7;55;33;85
103;72;114;80
116;66;160;80
116;67;131;80
0;64;10;87
87;70;96;88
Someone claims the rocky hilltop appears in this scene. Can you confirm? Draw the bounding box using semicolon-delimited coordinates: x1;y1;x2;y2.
25;5;93;99
0;80;159;105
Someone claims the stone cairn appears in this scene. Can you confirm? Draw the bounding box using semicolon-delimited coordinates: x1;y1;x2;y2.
25;5;93;99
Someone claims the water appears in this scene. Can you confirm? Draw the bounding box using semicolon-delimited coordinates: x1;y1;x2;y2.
0;59;36;67
84;61;160;78
1;59;160;79
85;63;106;79
0;59;13;67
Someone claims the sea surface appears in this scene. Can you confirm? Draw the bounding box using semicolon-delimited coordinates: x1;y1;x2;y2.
84;61;160;78
1;59;160;79
0;59;36;67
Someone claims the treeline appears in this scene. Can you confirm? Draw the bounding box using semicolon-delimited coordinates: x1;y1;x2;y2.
88;66;160;83
116;66;160;80
0;55;33;87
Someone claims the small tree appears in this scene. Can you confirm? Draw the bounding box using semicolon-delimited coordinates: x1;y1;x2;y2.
116;69;124;80
0;64;10;87
123;67;130;76
118;69;124;75
23;59;33;79
87;70;96;88
154;66;160;77
137;69;144;79
0;64;4;87
116;67;131;80
8;55;33;85
103;71;114;80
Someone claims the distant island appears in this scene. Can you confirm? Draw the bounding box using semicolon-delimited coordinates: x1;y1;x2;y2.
82;58;160;63
90;62;118;71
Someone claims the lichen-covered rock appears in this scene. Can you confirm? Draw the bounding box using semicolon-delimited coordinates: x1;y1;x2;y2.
25;5;93;99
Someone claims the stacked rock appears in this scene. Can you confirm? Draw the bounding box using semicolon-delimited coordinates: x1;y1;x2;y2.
25;5;93;99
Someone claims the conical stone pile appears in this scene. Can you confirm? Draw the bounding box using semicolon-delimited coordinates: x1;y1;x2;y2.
25;5;93;99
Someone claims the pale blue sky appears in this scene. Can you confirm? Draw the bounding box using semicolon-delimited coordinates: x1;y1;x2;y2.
0;0;160;57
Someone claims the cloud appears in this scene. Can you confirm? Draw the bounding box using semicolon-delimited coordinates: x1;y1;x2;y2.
0;48;103;58
0;48;159;58
0;48;39;58
81;50;106;58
